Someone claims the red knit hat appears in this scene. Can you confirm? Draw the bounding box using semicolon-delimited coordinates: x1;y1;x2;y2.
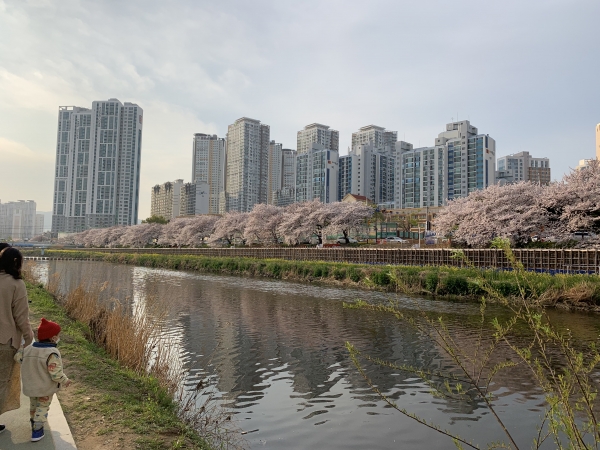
38;318;61;341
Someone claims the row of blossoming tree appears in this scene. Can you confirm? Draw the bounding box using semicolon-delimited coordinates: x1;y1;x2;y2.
65;200;375;248
434;159;600;247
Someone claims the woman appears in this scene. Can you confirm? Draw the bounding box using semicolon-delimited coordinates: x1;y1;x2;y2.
0;247;33;433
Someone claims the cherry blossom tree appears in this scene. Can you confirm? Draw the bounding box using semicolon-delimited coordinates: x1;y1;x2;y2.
434;182;548;247
87;226;128;247
244;204;284;245
118;223;163;248
278;200;336;245
157;217;194;247
179;215;219;247
325;202;374;243
208;212;249;246
541;159;600;234
276;202;309;245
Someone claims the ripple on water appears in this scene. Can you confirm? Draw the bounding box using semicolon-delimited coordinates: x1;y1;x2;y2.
33;260;594;450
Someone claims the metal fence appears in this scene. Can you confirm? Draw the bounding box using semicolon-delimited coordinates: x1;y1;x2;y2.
70;247;600;275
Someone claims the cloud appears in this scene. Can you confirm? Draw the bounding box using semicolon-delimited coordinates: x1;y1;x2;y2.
0;137;53;163
1;0;599;219
0;137;54;207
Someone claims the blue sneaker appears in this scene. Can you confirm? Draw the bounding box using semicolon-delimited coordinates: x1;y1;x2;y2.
31;427;44;442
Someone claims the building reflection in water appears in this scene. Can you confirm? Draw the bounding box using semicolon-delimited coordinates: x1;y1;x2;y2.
34;260;596;450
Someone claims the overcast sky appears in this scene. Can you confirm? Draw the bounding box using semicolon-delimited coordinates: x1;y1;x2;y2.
1;0;599;220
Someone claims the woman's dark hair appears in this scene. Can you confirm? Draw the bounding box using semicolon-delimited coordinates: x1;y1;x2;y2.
0;243;10;252
0;247;23;279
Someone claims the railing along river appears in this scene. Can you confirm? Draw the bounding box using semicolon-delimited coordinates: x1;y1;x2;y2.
45;247;600;275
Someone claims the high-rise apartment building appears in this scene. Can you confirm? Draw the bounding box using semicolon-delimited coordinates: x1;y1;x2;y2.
596;123;600;160
177;182;207;216
267;141;283;205
273;187;296;207
295;143;339;203
35;214;45;236
338;125;400;207
0;200;37;240
192;133;226;214
351;125;397;149
395;120;496;209
496;151;550;185
150;179;184;220
268;142;297;205
223;118;270;212
52;99;143;233
297;124;339;155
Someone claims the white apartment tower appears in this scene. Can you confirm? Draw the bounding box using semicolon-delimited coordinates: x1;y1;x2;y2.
0;200;37;240
351;125;397;149
52;99;143;233
35;214;45;236
268;141;283;205
339;125;399;206
496;152;550;185
192;133;226;214
268;141;297;205
297;123;339;154
224;118;270;212
596;123;600;160
394;120;496;209
295;143;339;203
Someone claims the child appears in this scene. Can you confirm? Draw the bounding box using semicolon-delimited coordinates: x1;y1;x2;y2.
15;318;71;442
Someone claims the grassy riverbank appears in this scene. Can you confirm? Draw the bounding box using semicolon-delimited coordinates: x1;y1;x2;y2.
25;281;212;449
26;249;600;309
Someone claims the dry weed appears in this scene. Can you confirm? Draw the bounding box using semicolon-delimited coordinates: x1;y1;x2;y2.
26;263;245;449
562;282;596;305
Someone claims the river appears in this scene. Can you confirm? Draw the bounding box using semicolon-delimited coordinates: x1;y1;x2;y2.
31;260;600;449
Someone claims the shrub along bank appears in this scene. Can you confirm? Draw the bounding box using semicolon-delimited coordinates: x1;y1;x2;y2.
25;281;212;449
25;249;600;310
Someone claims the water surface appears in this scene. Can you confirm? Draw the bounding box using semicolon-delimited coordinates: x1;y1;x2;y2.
33;260;600;449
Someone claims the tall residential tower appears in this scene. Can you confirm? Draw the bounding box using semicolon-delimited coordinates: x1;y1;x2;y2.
339;125;399;206
268;141;297;205
223;118;270;212
297;123;339;154
192;133;226;214
52;99;143;233
394;120;496;209
596;123;600;160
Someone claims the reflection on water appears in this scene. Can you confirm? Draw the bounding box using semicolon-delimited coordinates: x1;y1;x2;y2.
33;260;600;449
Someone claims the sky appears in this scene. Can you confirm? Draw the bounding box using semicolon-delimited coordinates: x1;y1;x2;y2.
1;0;599;221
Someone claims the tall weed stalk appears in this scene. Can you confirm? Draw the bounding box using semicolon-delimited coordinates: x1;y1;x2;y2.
28;267;245;449
346;239;600;449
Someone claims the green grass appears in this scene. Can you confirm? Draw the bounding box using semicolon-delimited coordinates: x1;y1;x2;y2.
26;282;212;450
23;249;600;307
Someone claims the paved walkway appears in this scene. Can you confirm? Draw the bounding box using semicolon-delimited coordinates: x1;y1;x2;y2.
0;391;76;450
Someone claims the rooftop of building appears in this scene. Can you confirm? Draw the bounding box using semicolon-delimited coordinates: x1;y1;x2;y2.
234;117;261;124
357;125;386;131
302;123;332;130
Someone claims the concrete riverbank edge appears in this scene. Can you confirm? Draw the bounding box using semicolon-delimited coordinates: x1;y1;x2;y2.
1;391;76;450
24;249;600;311
22;282;212;450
